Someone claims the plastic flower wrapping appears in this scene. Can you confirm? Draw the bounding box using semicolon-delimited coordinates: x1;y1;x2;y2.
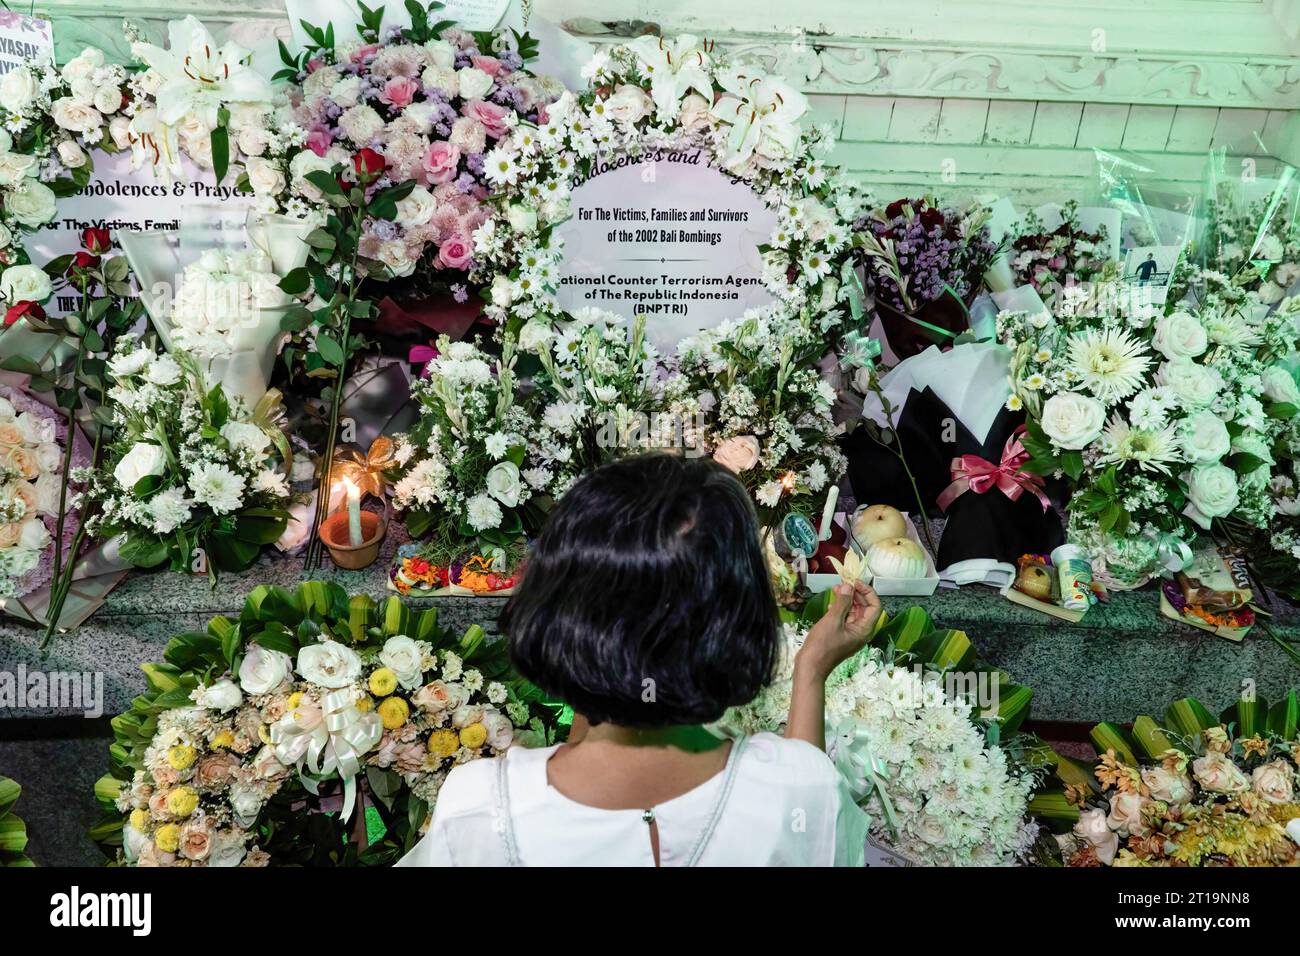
998;287;1300;587
97;583;564;866
715;618;1041;866
0;383;80;597
664;305;845;524
471;34;867;335
80;339;291;576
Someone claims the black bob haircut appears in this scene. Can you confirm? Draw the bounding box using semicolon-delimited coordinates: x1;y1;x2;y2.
501;453;780;728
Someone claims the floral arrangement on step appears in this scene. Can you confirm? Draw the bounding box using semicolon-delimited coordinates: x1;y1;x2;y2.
1035;691;1300;866
715;602;1043;866
664;305;844;526
93;581;565;867
1009;200;1117;302
80;339;291;578
997;288;1300;588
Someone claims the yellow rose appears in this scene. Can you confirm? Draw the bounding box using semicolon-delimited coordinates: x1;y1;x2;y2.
210;730;235;750
369;667;398;697
154;823;181;853
459;722;488;750
167;744;197;770
427;728;459;758
129;808;150;831
165;786;199;818
377;697;410;730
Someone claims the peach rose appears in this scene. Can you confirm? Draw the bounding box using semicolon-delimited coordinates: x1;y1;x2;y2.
179;819;213;861
713;435;761;473
1252;760;1294;805
195;752;240;790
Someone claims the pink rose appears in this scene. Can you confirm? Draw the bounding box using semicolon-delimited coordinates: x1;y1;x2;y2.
438;233;473;270
306;58;323;73
462;99;512;140
351;44;381;63
305;128;333;157
422;140;462;185
471;55;502;77
381;76;419;110
195;753;240;790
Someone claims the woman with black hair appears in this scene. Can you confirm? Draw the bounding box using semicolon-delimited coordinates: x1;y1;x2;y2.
398;453;878;867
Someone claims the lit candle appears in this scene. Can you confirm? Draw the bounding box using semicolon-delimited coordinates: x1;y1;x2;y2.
818;485;839;540
343;477;362;546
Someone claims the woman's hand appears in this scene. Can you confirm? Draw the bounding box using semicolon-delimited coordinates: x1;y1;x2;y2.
797;581;882;682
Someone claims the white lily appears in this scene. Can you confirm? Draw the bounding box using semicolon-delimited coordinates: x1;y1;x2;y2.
626;33;714;121
828;549;870;585
131;16;272;133
126;104;184;179
710;68;808;171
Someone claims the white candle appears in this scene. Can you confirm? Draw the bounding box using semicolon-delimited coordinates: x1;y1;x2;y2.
818;485;839;540
344;477;362;546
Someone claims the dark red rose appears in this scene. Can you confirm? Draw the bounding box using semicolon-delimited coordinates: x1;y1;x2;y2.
67;251;100;274
919;207;946;231
885;198;912;219
4;300;45;326
81;227;111;254
352;148;386;181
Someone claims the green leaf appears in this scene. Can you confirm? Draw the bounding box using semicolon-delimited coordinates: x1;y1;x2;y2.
871;606;933;653
305;168;344;196
120;532;170;568
1221;694;1269;740
1027;790;1080;832
211;124;230;185
1131;715;1183;759
316;333;345;367
1268;690;1299;741
0;777;19;817
279;267;311;296
1090;722;1138;765
1165;696;1218;744
1059;450;1084;481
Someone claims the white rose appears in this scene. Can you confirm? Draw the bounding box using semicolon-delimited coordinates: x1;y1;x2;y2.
1180;409;1230;464
456;67;493;100
506;204;537;234
489;274;514;308
481;709;514;750
289;149;337;202
395;185;436;228
1039;391;1105;450
15;410;54;444
229;785;263;827
1251;760;1294;805
1158;359;1221;409
245;156;286;196
604;84;653;124
451;703;485;728
376;240;416;278
485;460;522;507
93;85;124;115
113;442;167;491
60;48;104;85
517;319;553;352
1192;750;1249;794
109;115;133;150
18;518;49;552
1140;766;1193;803
56;139;88;168
0;150;36;186
1185;462;1239;529
378;635;425;690
296;639;362;688
1152;310;1208;360
1261;366;1300;406
50;97;103;134
1072;807;1118;865
425;39;456;70
679;92;712;132
0;264;51;304
6;180;57;226
712;435;762;472
197;679;243;713
1105;790;1149;838
238;644;292;695
0;66;37;113
236;125;270;157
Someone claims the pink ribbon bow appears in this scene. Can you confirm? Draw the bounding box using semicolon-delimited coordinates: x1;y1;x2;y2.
936;425;1051;513
408;344;439;377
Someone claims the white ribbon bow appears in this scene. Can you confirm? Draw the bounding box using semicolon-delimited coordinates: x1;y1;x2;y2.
270;689;383;822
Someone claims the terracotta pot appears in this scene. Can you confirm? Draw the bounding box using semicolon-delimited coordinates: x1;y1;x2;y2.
321;509;387;570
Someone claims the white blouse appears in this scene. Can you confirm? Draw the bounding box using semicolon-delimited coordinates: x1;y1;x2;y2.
397;733;869;867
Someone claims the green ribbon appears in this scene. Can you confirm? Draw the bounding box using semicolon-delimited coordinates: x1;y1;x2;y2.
840;330;881;370
1149;530;1194;575
832;718;897;837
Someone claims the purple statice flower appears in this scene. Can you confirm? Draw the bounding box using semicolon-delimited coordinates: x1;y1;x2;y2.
464;152;486;177
498;51;523;72
451;283;468;303
381;24;403;43
453;171;478;193
369;219;399;241
434;122;452;137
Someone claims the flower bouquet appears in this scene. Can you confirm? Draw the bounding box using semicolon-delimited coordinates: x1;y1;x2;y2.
93;581;565;866
0;382;75;600
997;290;1300;588
1037;690;1300;866
390;337;545;593
81;339;291;578
855;196;1000;358
1008;200;1118;305
715;603;1043;866
664;305;845;526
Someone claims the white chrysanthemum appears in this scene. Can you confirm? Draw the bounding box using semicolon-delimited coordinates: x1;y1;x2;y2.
465;492;503;531
187;462;246;514
1096;415;1181;474
147;487;192;534
1067;327;1151;403
251;469;290;499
